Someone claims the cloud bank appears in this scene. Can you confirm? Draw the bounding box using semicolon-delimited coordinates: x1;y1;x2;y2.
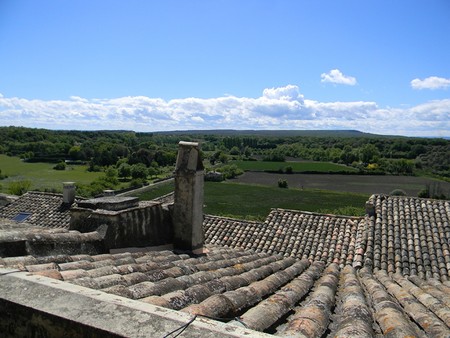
411;76;450;90
321;69;357;86
0;85;448;137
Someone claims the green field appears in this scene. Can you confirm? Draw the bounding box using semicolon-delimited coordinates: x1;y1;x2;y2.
230;160;357;173
135;180;175;200
136;180;368;220
0;154;103;193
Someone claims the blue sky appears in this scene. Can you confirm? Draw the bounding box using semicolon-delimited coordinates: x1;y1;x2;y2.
0;0;449;137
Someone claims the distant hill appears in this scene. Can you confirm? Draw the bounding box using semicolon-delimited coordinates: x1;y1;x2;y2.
0;126;442;139
153;129;393;138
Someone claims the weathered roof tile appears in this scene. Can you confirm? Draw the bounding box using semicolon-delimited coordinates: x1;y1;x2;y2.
375;269;450;337
204;209;365;266
0;191;82;229
277;263;340;337
2;243;450;337
364;195;450;281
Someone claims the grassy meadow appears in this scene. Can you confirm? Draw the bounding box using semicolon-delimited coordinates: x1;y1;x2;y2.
0;154;103;193
135;180;175;200
230;160;357;173
135;180;369;220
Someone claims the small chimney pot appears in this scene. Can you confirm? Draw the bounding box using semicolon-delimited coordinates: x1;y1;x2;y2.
103;190;115;197
63;182;76;204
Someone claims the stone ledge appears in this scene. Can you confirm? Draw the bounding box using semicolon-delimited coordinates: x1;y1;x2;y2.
77;196;139;211
0;268;269;338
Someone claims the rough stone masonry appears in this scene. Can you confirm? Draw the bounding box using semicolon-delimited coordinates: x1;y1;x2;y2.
173;141;205;252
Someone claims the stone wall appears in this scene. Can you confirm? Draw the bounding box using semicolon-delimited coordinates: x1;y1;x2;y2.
0;269;262;338
0;298;118;338
70;201;173;250
0;221;105;258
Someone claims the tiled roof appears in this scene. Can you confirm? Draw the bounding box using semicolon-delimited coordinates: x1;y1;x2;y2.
205;196;450;283
205;209;365;267
1;189;450;336
0;191;83;229
2;245;449;337
363;195;450;281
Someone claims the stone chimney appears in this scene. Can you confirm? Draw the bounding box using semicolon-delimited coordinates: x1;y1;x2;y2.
103;190;115;197
173;141;205;252
63;182;76;204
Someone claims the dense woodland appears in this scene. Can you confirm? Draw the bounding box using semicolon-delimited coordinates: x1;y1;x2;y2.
0;126;449;197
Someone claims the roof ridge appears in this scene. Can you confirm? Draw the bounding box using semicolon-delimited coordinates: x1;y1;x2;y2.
371;193;449;203
26;190;86;200
204;214;263;224
26;191;63;198
269;208;364;220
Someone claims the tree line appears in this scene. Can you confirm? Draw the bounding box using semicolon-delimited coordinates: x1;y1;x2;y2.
0;126;449;181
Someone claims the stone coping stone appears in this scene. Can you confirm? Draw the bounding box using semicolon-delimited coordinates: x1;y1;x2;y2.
77;196;139;211
0;268;269;338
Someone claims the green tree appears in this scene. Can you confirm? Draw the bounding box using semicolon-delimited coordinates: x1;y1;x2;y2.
229;146;240;156
278;179;288;188
105;166;118;179
148;161;160;179
118;162;132;178
217;164;243;179
263;149;285;162
131;163;148;180
285;166;293;174
68;145;81;160
129;148;154;166
154;150;176;166
340;145;358;164
53;161;66;170
243;146;252;158
360;144;380;163
148;166;158;179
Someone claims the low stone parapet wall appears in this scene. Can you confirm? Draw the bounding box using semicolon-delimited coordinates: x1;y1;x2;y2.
0;268;268;337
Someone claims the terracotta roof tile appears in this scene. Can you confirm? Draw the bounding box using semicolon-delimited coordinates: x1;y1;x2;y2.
277;263;340;337
0;191;83;229
237;261;325;331
363;195;450;281
3;244;448;337
2;191;450;336
332;265;374;338
204;209;364;266
375;269;450;337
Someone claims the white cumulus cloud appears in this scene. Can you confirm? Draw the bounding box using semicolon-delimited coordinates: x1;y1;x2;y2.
410;76;450;90
0;85;448;137
321;69;357;86
262;85;304;102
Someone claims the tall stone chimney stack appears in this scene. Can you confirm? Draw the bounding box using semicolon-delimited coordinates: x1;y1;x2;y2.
63;182;76;205
173;141;205;252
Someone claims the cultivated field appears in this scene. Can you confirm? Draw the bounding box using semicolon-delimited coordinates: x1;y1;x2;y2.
230;160;357;173
231;172;450;196
136;180;369;220
203;181;368;220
